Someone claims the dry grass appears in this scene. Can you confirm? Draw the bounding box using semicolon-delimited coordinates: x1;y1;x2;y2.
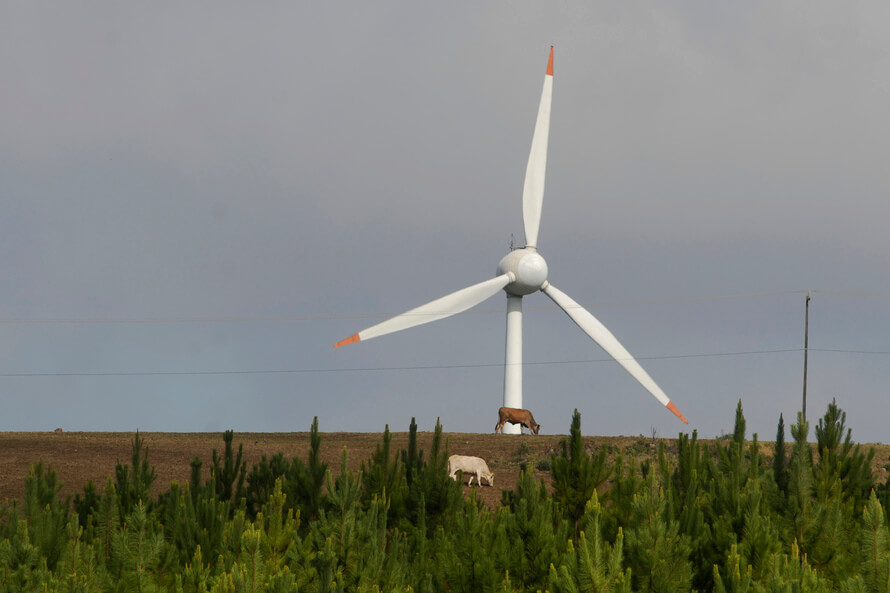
2;431;889;509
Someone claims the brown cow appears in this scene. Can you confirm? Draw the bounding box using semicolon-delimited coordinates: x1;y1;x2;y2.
494;407;541;435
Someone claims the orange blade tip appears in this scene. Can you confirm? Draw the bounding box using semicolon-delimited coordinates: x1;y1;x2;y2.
334;333;361;348
667;401;688;424
546;46;554;76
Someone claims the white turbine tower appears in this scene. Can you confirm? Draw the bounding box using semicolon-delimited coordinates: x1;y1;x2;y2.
336;47;688;433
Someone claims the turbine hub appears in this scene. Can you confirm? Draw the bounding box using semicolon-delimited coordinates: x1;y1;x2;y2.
497;248;549;296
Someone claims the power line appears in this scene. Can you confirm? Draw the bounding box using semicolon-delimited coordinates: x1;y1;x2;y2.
0;288;866;326
810;290;890;298
1;346;886;379
812;348;890;355
0;314;331;325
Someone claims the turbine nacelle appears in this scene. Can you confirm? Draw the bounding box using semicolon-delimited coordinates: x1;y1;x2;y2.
497;248;548;296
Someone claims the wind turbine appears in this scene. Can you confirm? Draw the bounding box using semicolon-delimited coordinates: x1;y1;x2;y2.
335;47;688;433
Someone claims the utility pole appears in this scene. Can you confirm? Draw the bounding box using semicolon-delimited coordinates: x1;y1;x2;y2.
802;291;811;423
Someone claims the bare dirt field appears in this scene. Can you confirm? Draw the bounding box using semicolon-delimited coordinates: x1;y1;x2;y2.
2;431;889;510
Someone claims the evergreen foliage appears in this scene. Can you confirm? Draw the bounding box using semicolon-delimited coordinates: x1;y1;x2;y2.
701;402;781;587
242;416;328;525
713;543;755;593
115;430;157;515
158;480;230;565
1;402;888;592
498;464;564;591
660;429;714;590
109;501;165;592
291;416;328;522
877;476;890;525
402;417;461;532
763;539;832;593
211;429;246;507
624;473;694;593
21;462;69;571
551;409;612;536
854;491;890;593
73;479;100;540
244;452;293;518
361;424;408;524
549;493;632;593
813;399;875;514
774;413;789;497
97;476;120;562
436;493;499;593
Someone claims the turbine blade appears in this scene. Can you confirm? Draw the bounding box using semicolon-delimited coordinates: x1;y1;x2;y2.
542;283;688;424
522;46;553;249
335;273;513;347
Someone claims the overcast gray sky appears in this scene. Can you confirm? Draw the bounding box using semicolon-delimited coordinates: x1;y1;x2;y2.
2;2;889;442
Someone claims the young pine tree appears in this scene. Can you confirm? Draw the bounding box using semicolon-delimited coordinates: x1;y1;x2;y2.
22;461;69;571
231;524;266;593
57;513;108;592
497;464;563;591
244;452;293;519
762;539;831;593
788;411;855;584
813;399;875;514
73;479;100;541
115;431;157;515
361;424;408;524
623;473;694;593
110;501;166;593
550;409;611;537
404;418;461;530
211;429;247;507
435;494;499;593
158;480;230;566
0;518;53;592
291;416;328;523
773;413;790;498
258;478;300;579
549;492;632;593
713;543;755;593
852;491;890;593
